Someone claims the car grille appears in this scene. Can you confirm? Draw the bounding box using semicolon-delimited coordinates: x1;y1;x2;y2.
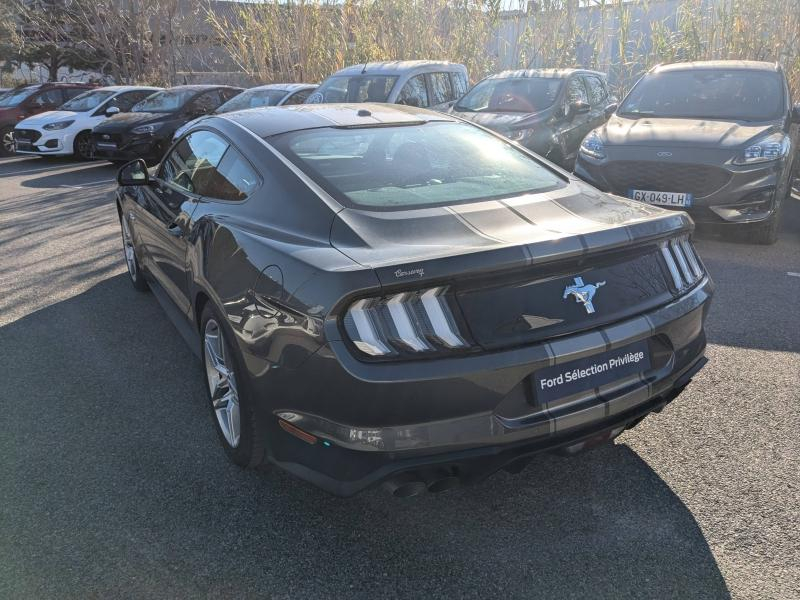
604;161;731;198
92;132;122;144
14;129;42;143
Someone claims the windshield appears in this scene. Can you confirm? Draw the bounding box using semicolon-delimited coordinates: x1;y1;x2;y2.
306;76;398;104
272;121;563;210
61;90;116;112
216;89;287;113
619;69;784;122
0;86;39;108
132;89;195;113
455;77;564;113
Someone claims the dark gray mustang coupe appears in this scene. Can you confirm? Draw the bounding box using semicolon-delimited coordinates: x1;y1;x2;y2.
115;103;713;496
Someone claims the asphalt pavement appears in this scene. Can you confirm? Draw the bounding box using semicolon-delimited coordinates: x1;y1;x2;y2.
0;155;798;599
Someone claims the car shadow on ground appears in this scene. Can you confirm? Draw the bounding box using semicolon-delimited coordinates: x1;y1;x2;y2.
0;274;730;599
16;162;119;189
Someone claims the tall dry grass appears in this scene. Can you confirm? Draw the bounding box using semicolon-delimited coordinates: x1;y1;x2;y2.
206;0;800;97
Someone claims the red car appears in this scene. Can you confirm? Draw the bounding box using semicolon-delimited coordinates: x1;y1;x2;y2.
0;82;94;156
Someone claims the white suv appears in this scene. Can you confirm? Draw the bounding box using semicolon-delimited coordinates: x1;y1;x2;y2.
14;85;161;160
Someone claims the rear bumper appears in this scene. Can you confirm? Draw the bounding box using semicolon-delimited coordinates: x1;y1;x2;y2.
258;276;713;496
575;153;790;225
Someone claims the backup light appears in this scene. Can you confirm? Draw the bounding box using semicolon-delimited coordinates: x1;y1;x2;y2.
344;287;467;357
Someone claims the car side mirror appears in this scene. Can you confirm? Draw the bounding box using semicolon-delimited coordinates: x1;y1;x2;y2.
604;102;618;118
106;106;120;117
792;103;800;124
567;100;591;119
117;159;150;186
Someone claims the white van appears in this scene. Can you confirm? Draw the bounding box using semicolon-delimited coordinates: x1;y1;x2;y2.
306;60;468;110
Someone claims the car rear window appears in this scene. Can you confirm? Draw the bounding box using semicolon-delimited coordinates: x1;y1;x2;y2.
271;121;564;210
619;69;785;122
455;77;564;113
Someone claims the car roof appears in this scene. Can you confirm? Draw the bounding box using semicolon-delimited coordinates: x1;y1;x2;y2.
331;60;466;77
163;84;243;92
222;102;457;138
485;68;605;80
247;83;317;93
95;85;162;93
652;60;780;73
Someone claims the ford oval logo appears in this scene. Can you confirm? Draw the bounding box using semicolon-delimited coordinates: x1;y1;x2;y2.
657;151;673;158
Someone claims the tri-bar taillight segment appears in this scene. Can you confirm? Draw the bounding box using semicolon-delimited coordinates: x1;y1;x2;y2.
660;236;704;291
343;287;468;357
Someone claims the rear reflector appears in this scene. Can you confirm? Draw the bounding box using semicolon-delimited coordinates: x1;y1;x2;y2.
278;419;317;445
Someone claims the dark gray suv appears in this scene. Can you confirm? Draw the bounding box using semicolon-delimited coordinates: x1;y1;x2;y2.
575;61;800;244
451;69;617;170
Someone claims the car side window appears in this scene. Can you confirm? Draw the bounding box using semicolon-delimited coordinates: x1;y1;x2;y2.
284;89;313;105
211;147;259;201
32;89;64;106
566;77;589;106
583;75;608;106
451;72;468;98
160;130;229;196
189;90;224;114
429;72;454;105
110;91;151;112
220;88;242;102
396;75;429;108
61;88;85;101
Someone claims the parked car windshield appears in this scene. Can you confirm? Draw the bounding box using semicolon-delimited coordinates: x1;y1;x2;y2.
455;77;564;113
619;69;784;122
0;86;39;108
215;89;288;113
132;89;195;113
306;76;398;103
272;121;564;210
61;89;116;112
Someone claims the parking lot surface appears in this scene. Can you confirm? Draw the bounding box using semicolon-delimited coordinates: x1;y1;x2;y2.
1;155;798;599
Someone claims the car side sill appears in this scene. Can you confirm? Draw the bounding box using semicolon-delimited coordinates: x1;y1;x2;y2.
147;275;201;360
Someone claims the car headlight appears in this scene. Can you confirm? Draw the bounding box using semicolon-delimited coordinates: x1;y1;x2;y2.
734;132;790;165
580;130;606;159
131;123;163;135
42;120;75;131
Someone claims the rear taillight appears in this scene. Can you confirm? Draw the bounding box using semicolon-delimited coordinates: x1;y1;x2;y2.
343;286;468;358
660;236;704;291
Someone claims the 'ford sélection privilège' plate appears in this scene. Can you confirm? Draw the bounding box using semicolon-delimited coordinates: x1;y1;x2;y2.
114;103;713;497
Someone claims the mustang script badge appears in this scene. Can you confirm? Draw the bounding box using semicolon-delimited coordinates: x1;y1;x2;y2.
563;277;606;314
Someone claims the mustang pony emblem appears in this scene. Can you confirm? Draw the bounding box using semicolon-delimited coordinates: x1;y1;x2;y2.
563;277;606;314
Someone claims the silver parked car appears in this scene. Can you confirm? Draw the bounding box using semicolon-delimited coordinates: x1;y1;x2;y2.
305;60;468;110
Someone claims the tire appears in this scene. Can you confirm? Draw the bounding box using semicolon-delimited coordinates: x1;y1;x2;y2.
748;202;781;245
200;302;265;468
73;131;93;161
119;213;149;292
0;126;15;157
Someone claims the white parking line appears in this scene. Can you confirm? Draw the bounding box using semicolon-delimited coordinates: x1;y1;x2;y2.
58;178;115;189
788;272;800;278
1;160;105;176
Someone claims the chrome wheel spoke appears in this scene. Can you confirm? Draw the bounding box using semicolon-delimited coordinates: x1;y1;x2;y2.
204;319;241;448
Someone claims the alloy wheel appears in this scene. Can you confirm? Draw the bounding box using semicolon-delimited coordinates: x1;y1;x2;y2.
204;319;241;448
121;217;137;280
2;130;15;154
76;134;93;160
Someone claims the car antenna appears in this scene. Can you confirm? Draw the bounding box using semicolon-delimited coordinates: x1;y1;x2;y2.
361;63;368;74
